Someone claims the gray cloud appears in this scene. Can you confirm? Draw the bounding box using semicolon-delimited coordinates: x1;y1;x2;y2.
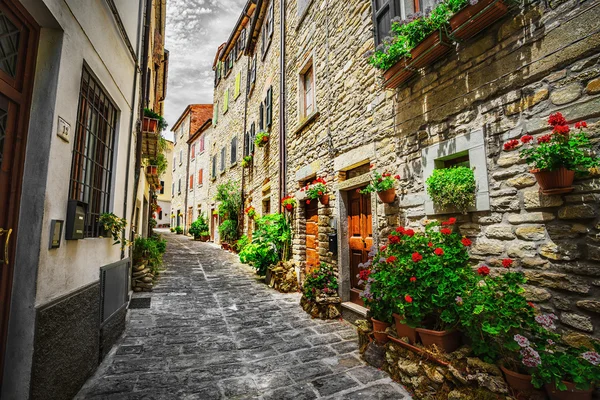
163;0;246;138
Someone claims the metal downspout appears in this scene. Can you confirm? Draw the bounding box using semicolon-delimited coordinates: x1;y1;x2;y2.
278;0;286;210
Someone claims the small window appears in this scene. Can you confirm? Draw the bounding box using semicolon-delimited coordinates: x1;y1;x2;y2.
250;123;256;155
300;62;315;119
259;103;264;130
231;137;237;165
198;169;203;185
172;182;175;197
213;102;219;125
220;147;226;172
189;174;194;190
178;178;181;194
237;29;246;58
265;87;273;127
224;89;229;113
212;155;217;178
261;2;274;58
200;134;205;152
159;180;165;194
263;198;271;214
244;131;250;157
179;149;183;165
191;143;196;160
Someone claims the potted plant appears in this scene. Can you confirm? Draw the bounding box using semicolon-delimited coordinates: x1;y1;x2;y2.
374;218;471;353
304;177;329;205
146;165;158;176
517;113;599;195
149;218;157;229
255;131;270;147
426;166;476;213
281;195;297;212
360;170;400;204
242;155;253;168
359;262;393;345
175;226;183;234
219;219;238;250
169;227;175;232
143;108;168;132
532;344;600;400
99;212;129;248
189;213;209;240
244;206;257;220
449;0;509;41
200;231;210;241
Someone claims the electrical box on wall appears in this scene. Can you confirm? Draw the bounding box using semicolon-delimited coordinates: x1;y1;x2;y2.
65;200;86;240
328;233;338;257
49;220;63;249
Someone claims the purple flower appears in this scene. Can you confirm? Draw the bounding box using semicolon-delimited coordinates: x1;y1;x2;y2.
547;339;554;345
535;314;557;330
455;296;463;305
521;346;541;368
582;351;600;366
514;334;530;348
469;0;479;5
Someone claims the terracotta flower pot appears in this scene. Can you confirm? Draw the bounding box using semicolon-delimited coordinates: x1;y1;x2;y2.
393;314;418;344
415;328;461;353
408;30;452;70
500;365;545;397
449;0;509;41
146;165;158;175
371;318;390;345
377;188;396;203
383;59;413;89
142;117;158;132
319;194;330;206
544;382;593;400
532;167;575;195
222;242;230;250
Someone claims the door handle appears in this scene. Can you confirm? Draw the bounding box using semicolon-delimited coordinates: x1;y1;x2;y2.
0;228;12;265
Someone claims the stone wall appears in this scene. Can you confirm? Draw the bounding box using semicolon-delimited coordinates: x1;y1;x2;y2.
171;113;190;227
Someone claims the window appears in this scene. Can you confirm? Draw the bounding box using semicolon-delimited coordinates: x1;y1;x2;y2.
231;137;237;165
220;147;226;172
250;123;256;155
212;155;217;178
179;149;183;165
215;61;222;87
69;67;118;238
371;0;434;46
263;198;271;214
234;72;241;99
189;174;194;190
224;89;229;113
259;102;264;130
237;29;246;57
224;54;232;75
213;102;218;125
248;56;257;94
172;182;174;197
244;130;250;157
262;1;274;57
159;180;165;194
300;62;315;119
228;52;234;70
265;86;273;127
159;210;163;220
191;143;196;160
178;178;181;194
199;134;205;152
198;169;203;185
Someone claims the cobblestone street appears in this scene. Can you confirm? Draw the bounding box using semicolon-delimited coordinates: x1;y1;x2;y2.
76;232;410;399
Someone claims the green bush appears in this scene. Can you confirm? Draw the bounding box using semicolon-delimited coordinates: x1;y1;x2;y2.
175;226;183;234
239;242;278;275
303;263;338;300
189;213;209;238
238;213;291;275
133;234;167;274
426;166;476;213
234;235;250;252
219;219;238;243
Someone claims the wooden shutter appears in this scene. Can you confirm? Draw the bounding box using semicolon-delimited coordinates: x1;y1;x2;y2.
178;178;181;193
244;131;250;156
234;72;241;98
240;29;246;51
372;0;397;46
268;2;274;37
224;89;229;112
198;169;203;185
252;57;256;83
266;86;273;127
259;102;264;130
231;137;237;164
200;134;205;152
191;144;195;159
220;147;226;171
250;123;256;154
212;155;216;177
213;102;218;125
189;174;193;189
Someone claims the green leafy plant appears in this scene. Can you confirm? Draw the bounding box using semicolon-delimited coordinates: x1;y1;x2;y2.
218;219;238;243
99;213;129;247
169;227;175;232
359;256;395;323
239;214;291;275
518;113;600;174
175;226;183;234
303;177;328;203
133;234;167;275
241;155;253;168
532;344;600;391
189;213;209;239
244;206;257;219
303;263;338;301
216;180;242;242
144;108;168;131
255;131;270;147
239;242;278;275
360;170;400;194
426;166;476;213
149;218;157;229
148;153;168;177
235;235;250;253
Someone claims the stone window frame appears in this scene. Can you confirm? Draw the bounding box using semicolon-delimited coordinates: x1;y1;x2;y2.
298;53;317;126
421;129;490;215
296;0;314;29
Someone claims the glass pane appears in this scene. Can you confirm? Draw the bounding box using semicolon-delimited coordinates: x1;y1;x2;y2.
0;94;8;165
0;11;20;78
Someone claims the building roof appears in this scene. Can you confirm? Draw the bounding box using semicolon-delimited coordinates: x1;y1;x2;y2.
217;0;256;62
213;43;226;68
171;104;213;138
187;118;212;144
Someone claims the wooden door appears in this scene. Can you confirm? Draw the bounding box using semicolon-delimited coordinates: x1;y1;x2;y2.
0;0;38;386
348;188;373;305
305;201;319;274
210;208;218;241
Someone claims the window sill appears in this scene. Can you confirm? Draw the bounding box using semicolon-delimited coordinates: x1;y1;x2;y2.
296;0;314;30
248;83;255;97
230;162;237;168
261;38;273;62
293;111;319;136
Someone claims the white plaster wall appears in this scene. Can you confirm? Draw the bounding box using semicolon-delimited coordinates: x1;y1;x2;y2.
34;0;142;306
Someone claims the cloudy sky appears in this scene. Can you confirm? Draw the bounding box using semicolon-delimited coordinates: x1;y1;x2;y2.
163;0;246;139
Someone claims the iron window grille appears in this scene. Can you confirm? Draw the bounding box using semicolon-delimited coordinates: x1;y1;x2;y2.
69;67;118;238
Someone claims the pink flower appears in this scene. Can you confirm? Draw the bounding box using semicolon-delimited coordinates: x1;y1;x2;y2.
434;247;444;256
535;313;558;330
582;351;600;366
521;346;541;368
455;296;463;305
411;252;423;262
514;334;530;348
477;266;490;276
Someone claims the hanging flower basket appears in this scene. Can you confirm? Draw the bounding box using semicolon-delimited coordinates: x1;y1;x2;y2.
281;195;297;212
255;131;270;148
319;194;330;206
304;177;329;206
449;0;509;42
361;170;400;203
377;188;396;204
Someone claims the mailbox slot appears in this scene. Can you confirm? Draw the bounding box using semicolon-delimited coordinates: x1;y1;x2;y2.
66;200;87;240
328;233;338;257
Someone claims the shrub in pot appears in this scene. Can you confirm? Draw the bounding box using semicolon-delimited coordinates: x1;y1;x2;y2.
426;166;476;213
517;113;599;194
303;263;339;301
372;218;471;352
303;177;329;206
189;213;209;240
143;108;168;132
175;225;183;234
241;155;253;168
358;258;394;345
360;169;400;204
255;131;270;147
239;213;291;275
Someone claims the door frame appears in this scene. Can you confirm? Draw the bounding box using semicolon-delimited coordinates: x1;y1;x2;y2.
0;0;39;386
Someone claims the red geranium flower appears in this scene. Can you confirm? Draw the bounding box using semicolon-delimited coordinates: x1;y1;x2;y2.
520;135;533;143
369;164;374;169
537;134;551;144
434;247;444;256
394;175;401;179
358;269;371;281
411;252;423;262
548;112;566;127
386;256;397;263
441;218;456;226
388;235;400;244
552;124;570;136
427;242;433;247
285;204;293;211
396;226;405;233
461;238;472;246
440;228;452;235
503;139;519;151
410;276;417;282
478;266;490;276
380;245;387;251
404;229;415;237
318;191;323;196
404;294;413;303
528;302;536;308
306;199;310;204
502;258;513;268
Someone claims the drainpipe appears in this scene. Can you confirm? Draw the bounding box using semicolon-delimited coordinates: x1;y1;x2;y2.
278;0;286;210
121;0;144;259
184;140;191;235
240;57;249;237
130;0;153;238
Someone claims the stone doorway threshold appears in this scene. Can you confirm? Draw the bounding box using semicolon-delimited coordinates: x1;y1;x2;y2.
341;301;368;325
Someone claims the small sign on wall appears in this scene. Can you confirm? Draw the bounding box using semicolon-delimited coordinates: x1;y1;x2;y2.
57;117;70;143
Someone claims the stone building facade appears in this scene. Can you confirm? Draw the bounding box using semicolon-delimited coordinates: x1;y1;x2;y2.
187;119;212;225
156;139;174;228
170;104;212;232
282;0;600;339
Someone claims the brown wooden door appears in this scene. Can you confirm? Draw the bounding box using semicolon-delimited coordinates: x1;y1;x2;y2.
0;0;38;386
210;208;216;241
348;188;373;305
305;201;319;274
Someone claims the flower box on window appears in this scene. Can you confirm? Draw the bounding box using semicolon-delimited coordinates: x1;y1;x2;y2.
146;165;158;175
449;0;509;42
383;59;413;89
142;117;159;133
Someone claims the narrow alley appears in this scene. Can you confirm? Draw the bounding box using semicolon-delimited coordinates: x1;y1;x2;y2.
76;232;411;400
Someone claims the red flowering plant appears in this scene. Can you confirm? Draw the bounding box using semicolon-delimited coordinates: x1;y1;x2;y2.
360;170;400;194
456;258;559;367
244;206;257;219
517;112;599;174
359;248;395;324
304;177;328;203
302;262;339;301
281;195;297;211
370;218;472;330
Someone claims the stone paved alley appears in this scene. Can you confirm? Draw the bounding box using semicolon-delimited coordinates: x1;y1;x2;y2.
76;232;411;399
